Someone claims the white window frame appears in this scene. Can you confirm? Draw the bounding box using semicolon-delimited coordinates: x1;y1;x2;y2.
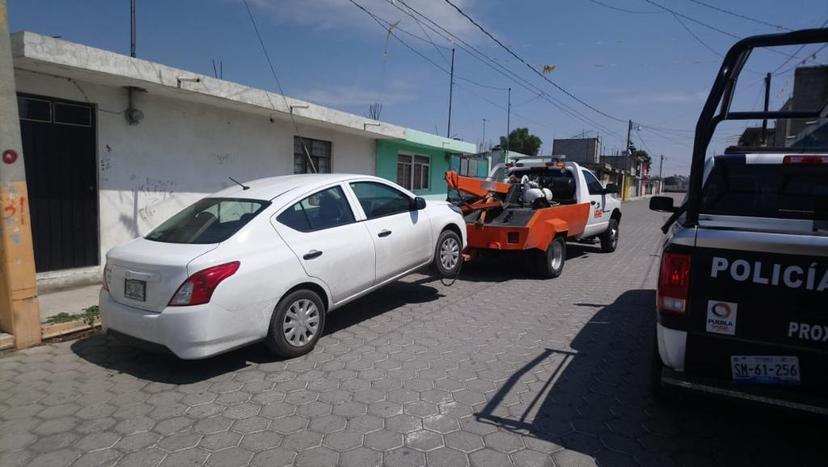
396;152;430;191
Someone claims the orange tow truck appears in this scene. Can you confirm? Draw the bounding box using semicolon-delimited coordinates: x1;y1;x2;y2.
446;157;621;277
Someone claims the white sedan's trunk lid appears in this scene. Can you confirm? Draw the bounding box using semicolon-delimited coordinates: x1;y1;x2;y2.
105;238;219;312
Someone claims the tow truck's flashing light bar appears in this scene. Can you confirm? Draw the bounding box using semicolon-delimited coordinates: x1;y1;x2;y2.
508;156;567;169
783;155;828;165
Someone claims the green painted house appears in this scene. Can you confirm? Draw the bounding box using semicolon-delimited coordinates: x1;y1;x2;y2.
375;129;484;200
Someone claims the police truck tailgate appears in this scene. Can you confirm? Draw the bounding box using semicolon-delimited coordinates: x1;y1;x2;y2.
684;154;828;395
685;244;828;392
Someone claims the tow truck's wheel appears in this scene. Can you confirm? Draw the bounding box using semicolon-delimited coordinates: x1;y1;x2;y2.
431;229;462;278
600;218;619;253
537;236;566;278
266;289;326;358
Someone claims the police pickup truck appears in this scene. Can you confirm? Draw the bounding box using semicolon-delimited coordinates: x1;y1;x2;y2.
649;28;828;413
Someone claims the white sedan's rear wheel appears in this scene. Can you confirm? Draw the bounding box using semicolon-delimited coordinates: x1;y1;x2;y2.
266;289;325;358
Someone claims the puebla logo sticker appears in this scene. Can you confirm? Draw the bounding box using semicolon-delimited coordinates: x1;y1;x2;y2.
706;300;738;335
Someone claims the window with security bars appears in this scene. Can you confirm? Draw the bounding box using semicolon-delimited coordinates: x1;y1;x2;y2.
396;154;430;190
294;137;332;174
459;157;480;177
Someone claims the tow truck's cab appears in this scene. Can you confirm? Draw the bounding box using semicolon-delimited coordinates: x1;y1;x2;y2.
650;28;828;413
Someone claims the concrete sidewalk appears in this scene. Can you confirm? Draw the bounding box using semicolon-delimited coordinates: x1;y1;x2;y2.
38;284;99;323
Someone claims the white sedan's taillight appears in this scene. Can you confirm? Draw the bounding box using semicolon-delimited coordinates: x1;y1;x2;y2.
102;264;112;292
657;252;691;315
169;262;240;306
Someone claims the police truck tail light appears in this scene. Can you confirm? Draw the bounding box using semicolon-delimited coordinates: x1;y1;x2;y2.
169;261;240;306
658;252;691;314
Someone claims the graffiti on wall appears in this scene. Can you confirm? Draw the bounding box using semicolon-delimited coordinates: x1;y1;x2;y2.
133;176;176;223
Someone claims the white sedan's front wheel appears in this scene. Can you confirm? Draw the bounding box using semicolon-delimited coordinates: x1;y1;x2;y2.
266;289;325;358
431;230;462;278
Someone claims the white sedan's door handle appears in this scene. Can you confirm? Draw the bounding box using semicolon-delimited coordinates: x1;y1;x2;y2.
303;250;323;260
378;229;392;238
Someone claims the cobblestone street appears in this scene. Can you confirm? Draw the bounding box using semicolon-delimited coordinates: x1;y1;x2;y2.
1;197;825;467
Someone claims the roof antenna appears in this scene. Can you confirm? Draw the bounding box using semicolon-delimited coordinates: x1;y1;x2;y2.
229;176;250;190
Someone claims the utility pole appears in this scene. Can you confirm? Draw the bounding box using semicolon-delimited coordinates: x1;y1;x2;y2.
0;0;41;349
481;118;487;152
506;87;511;152
658;154;664;194
446;48;454;138
623;119;633;201
130;0;136;57
761;72;771;146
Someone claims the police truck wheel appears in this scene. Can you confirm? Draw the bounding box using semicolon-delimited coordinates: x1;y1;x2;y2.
431;230;462;278
600;218;619;253
266;289;326;358
537;236;566;278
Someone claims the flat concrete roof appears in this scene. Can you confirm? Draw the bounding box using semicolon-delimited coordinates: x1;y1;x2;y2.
11;31;410;140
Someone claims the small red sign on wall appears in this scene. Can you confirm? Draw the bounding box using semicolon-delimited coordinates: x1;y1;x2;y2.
2;149;18;164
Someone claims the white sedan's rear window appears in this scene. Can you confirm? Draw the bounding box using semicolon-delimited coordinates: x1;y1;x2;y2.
146;198;270;244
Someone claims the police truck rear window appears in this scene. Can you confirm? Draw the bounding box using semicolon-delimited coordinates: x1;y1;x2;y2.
701;158;828;220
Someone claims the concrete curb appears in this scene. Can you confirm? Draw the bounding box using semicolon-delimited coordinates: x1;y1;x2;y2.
41;319;101;340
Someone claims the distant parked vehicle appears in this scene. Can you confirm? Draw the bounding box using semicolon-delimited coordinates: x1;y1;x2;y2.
662;176;688;193
101;174;466;359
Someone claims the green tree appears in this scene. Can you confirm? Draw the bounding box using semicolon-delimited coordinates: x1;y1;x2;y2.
633;149;651;165
499;128;542;156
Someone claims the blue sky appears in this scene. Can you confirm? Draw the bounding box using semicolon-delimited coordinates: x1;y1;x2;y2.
9;0;828;175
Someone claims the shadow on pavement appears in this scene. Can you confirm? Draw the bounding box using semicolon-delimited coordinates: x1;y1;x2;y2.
459;242;601;283
475;289;826;465
70;279;443;383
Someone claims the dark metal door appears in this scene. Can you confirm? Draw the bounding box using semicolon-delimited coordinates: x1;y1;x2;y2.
17;94;98;272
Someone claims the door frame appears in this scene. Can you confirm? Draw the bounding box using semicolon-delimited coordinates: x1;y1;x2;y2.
18;92;101;272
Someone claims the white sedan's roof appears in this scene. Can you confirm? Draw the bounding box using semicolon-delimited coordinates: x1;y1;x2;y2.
212;174;396;201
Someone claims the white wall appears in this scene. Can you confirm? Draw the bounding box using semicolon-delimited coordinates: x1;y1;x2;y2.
14;70;377;267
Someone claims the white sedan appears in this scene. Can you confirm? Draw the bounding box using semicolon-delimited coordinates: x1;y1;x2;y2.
100;174;466;359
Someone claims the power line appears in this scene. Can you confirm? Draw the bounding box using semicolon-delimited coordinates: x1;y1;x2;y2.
644;0;797;59
684;0;791;31
586;0;658;15
457;85;556;132
514;92;545;107
772;17;828;74
671;11;722;57
776;43;828;75
643;0;739;39
375;0;626;139
351;0;609;140
392;0;453;65
242;0;317;173
442;0;629;124
637;131;654;154
348;0;507;91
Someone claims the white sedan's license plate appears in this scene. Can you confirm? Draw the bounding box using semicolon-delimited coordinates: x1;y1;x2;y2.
731;356;800;385
124;279;146;302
